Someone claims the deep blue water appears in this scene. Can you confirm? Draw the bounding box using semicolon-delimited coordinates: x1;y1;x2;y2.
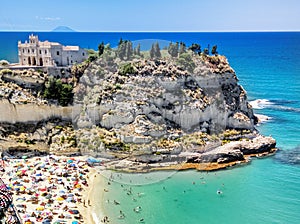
1;32;300;223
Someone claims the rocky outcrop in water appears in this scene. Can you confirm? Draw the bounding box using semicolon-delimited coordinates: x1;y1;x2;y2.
0;50;276;171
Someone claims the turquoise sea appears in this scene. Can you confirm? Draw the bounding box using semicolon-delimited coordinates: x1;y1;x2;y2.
1;32;300;223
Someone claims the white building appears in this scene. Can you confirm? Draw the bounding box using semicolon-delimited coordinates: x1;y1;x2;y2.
18;34;88;67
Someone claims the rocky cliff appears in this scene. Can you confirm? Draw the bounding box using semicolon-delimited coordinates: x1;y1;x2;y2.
0;49;276;171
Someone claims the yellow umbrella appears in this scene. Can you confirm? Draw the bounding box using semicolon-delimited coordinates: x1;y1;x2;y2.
56;197;64;201
20;186;26;191
36;206;44;211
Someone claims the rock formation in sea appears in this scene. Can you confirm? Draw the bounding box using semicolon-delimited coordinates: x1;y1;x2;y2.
0;44;277;171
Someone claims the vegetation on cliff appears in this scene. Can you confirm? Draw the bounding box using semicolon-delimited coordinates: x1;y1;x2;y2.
0;39;277;171
43;77;74;106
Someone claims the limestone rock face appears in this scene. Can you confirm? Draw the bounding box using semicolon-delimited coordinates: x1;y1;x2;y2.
75;56;256;136
0;53;276;171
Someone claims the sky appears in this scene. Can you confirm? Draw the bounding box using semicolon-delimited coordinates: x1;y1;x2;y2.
0;0;299;32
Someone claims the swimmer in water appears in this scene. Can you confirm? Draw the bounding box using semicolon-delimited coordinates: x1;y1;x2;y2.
217;190;223;195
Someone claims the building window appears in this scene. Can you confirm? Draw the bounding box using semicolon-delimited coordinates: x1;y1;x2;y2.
23;49;25;53
82;53;85;56
32;49;35;53
39;50;41;54
57;51;60;56
45;50;47;54
28;49;30;53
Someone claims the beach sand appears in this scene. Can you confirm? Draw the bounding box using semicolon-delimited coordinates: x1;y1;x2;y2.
0;155;107;224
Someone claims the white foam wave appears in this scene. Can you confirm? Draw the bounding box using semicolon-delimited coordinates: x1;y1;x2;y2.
255;113;272;124
92;212;100;224
249;99;274;109
272;105;300;113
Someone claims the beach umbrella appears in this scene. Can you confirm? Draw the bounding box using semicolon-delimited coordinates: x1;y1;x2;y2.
69;209;79;214
0;184;7;190
36;206;45;211
0;189;12;208
56;197;64;201
72;221;79;224
5;215;20;224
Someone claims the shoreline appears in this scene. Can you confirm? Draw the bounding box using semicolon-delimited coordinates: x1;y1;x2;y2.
80;168;107;224
0;146;277;223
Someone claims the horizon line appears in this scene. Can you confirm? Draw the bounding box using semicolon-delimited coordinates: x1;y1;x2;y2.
0;29;299;33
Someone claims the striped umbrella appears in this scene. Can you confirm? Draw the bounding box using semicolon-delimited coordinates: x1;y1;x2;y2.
0;189;12;209
5;214;20;224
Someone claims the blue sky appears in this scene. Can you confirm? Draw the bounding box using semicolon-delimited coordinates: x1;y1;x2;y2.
0;0;299;31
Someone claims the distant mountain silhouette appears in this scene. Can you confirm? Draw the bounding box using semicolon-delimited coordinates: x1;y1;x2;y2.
52;26;76;32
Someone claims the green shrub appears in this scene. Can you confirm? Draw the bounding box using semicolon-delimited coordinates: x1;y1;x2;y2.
176;53;195;73
118;63;137;76
43;77;74;106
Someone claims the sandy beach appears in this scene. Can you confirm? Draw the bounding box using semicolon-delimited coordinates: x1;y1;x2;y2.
0;155;107;224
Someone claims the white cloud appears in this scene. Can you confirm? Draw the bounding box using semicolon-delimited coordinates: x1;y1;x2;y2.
36;16;61;21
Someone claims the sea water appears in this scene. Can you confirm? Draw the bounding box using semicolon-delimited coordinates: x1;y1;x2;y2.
1;32;300;223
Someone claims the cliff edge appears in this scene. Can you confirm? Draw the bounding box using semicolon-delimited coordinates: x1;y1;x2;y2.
0;44;277;171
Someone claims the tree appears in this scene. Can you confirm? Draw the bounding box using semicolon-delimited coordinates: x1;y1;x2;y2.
168;42;179;57
188;43;201;54
203;48;209;55
150;44;155;58
59;83;74;106
126;41;133;59
98;42;105;56
118;38;123;46
179;42;186;55
211;45;218;55
150;42;161;58
43;77;74;106
117;40;133;60
154;42;161;58
135;43;141;56
177;53;195;73
117;41;126;60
